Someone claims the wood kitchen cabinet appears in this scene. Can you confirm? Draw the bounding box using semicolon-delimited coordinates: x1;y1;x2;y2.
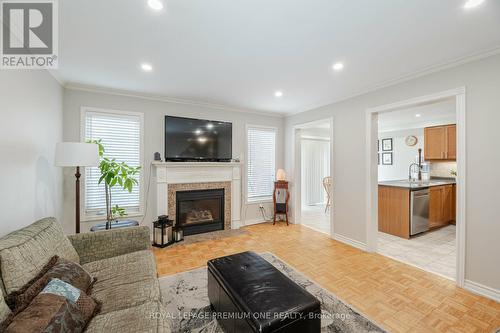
378;186;410;239
429;184;456;229
424;124;456;161
449;184;456;224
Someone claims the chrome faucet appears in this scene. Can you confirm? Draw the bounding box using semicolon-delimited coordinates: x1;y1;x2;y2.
409;148;424;182
409;163;420;182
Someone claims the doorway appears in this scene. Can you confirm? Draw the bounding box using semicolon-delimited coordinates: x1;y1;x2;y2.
377;99;457;280
293;118;333;236
366;88;466;286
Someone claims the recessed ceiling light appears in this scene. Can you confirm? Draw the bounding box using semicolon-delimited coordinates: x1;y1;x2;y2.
206;123;214;129
274;91;283;98
332;62;344;71
415;114;422;118
198;137;207;143
463;0;485;9
195;129;202;135
147;0;164;11
140;63;153;72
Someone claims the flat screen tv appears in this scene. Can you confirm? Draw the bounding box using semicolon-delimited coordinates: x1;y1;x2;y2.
165;116;232;162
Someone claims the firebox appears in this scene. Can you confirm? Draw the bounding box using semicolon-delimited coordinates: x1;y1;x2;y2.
175;188;225;235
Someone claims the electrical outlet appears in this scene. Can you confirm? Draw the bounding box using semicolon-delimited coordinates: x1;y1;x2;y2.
259;204;264;209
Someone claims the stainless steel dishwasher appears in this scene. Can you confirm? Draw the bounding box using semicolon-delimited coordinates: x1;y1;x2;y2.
410;189;429;236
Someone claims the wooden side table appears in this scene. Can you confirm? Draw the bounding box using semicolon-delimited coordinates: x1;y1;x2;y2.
273;181;290;225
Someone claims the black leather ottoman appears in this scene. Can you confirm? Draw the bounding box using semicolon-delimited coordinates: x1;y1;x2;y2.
208;251;321;333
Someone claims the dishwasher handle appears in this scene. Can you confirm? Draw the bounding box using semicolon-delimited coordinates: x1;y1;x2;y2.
412;189;429;197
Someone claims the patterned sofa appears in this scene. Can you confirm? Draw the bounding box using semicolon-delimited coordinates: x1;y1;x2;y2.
0;217;169;332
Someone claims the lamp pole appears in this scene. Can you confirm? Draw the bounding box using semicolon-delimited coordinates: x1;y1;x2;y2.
55;142;99;235
75;166;81;234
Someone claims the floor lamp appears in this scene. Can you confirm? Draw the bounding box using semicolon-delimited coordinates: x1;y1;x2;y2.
55;142;99;234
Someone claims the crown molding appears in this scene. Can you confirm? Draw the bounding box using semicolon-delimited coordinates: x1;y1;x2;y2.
289;45;500;116
46;69;65;86
64;82;286;118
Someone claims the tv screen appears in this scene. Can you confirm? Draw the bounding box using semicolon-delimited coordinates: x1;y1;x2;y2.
165;116;232;161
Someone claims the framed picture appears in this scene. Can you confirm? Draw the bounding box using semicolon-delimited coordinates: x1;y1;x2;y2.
382;152;393;165
382;138;393;151
377;140;380;152
378;153;380;165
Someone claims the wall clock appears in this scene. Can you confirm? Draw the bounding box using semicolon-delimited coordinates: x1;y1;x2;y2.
405;135;418;146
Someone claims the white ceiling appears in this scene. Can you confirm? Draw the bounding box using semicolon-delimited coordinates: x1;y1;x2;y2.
378;98;456;132
56;0;500;114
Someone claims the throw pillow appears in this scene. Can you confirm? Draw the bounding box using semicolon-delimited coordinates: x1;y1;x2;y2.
5;255;96;313
0;279;100;333
41;278;100;322
1;293;86;333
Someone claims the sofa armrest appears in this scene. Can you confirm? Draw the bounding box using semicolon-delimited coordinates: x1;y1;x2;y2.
68;226;151;264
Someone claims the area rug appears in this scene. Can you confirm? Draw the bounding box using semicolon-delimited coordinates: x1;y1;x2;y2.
170;228;248;247
159;252;386;333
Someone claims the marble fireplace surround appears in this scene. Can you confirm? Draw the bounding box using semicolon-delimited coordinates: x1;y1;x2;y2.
168;182;231;230
153;162;242;230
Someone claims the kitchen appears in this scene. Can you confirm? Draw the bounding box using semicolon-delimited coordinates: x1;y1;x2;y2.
377;99;457;279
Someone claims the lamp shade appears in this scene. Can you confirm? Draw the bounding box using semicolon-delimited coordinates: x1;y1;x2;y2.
55;142;99;167
276;169;286;181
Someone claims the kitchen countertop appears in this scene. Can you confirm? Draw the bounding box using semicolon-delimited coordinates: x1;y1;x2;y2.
379;178;456;190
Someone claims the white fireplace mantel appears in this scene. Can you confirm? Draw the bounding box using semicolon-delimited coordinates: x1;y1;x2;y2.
153;161;242;229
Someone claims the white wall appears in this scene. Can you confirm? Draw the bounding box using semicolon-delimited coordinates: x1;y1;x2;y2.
0;71;64;236
378;128;424;181
62;88;285;233
285;54;500;291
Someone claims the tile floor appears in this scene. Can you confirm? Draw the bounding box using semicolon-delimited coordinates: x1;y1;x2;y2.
300;204;331;235
378;225;456;279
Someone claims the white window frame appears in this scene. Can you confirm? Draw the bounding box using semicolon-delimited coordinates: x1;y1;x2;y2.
80;106;145;222
245;124;277;204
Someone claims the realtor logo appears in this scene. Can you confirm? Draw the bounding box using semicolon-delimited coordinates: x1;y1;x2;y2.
1;0;58;69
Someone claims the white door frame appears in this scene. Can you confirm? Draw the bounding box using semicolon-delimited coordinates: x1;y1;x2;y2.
365;87;466;287
292;117;334;236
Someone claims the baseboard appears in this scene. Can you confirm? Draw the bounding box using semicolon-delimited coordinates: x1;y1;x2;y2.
332;233;367;251
464;280;500;303
243;218;267;226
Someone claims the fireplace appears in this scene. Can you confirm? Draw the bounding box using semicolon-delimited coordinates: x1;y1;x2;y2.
176;188;225;235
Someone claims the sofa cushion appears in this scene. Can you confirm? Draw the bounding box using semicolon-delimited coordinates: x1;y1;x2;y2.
85;301;170;333
0;217;80;294
83;250;160;314
0;289;11;324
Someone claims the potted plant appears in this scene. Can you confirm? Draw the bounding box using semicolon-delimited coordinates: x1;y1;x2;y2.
87;139;141;228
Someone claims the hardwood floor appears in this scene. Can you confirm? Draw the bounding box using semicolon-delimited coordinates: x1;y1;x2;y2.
153;222;500;333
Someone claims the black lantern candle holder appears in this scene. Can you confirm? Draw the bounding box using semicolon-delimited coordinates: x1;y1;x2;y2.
153;216;174;248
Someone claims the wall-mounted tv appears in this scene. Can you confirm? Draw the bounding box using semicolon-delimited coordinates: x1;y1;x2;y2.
165;116;232;162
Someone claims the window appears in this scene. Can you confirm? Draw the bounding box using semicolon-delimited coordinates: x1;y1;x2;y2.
83;108;143;218
247;126;276;202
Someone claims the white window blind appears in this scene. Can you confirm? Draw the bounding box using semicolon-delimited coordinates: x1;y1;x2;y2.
84;110;142;217
247;126;276;201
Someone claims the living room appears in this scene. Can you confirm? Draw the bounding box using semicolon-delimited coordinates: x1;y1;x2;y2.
1;0;500;332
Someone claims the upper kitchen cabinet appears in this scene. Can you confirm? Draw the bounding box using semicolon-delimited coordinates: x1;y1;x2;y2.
424;124;456;161
446;124;456;160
